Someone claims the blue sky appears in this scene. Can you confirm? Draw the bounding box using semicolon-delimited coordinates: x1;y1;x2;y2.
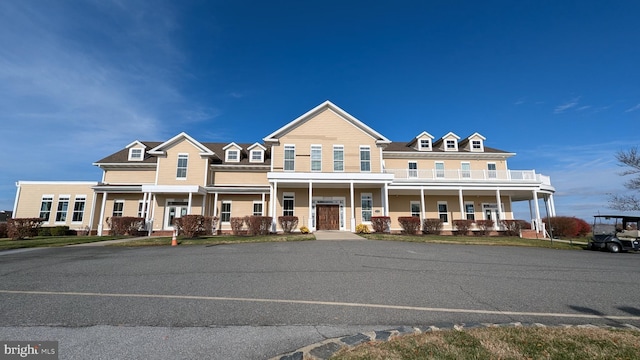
1;1;639;221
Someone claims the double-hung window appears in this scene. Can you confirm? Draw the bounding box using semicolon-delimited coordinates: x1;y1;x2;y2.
221;202;231;222
253;202;263;216
226;150;239;162
55;196;70;222
465;203;475;221
333;146;344;172
410;201;421;218
176;154;188;179
39;195;53;221
360;146;371;172
461;162;471;178
420;139;431;151
361;193;373;222
112;200;124;217
129;148;143;161
438;202;448;223
487;163;497;179
284;145;295;171
250;150;263;162
137;201;148;218
472;140;482;151
435;162;445;178
283;193;294;216
72;196;86;222
311;145;322;172
408;162;418;178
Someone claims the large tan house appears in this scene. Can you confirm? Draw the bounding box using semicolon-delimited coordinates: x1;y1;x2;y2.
13;101;556;235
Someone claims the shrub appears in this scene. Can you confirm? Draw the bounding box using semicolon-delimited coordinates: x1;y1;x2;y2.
299;226;310;234
230;217;245;235
500;220;529;236
202;216;218;235
543;216;591;238
245;216;272;235
574;218;591;237
51;226;70;236
278;216;298;233
7;218;42;240
475;220;494;236
453;219;473;236
398;216;421;234
370;216;391;233
355;224;370;234
422;218;443;235
38;227;52;237
107;217;145;236
173;215;211;238
0;223;8;238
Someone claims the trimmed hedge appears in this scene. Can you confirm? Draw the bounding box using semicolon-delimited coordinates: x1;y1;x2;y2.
453;219;473;236
174;215;218;238
422;218;443;234
278;216;298;233
398;216;421;234
7;218;43;240
245;216;272;235
475;220;494;236
370;216;391;233
107;216;145;236
501;220;530;236
0;222;8;238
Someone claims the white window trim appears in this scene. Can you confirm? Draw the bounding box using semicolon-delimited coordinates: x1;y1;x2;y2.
71;195;87;223
471;139;484;152
176;153;189;180
249;149;264;163
128;148;144;161
333;145;344;172
487;162;497;179
221;201;232;223
39;195;54;222
112;199;125;217
283;144;295;172
408;161;418;178
445;139;458;151
435;161;445;178
410;201;421;217
437;201;449;224
419;139;432;151
461;162;471;178
55;195;70;223
361;193;373;223
226;149;240;162
283;192;295;216
465;201;475;221
310;144;322;172
252;201;263;216
360;146;371;173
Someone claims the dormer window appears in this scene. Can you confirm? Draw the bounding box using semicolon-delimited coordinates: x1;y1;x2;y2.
472;140;482;151
128;148;144;161
226;149;240;162
250;149;263;162
446;139;457;150
419;139;431;151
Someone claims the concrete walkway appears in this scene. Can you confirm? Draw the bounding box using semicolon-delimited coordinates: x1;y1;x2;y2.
66;236;162;247
313;231;364;240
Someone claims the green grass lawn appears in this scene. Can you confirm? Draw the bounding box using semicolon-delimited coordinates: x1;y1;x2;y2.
110;233;316;246
331;326;640;360
0;235;126;251
361;233;587;250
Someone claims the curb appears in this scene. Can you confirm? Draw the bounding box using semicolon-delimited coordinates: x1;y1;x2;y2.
270;322;640;360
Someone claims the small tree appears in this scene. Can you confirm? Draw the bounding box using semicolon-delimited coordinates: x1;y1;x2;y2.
108;217;145;236
475;220;494;236
422;218;443;234
609;147;640;211
278;216;298;233
453;219;473;236
173;215;211;238
370;216;391;233
398;216;421;234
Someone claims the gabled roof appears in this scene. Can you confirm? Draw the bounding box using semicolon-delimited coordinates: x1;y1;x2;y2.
125;140;146;149
441;132;461;140
148;132;215;156
465;132;486;140
407;131;435;147
222;142;243;151
248;142;267;151
263;100;391;145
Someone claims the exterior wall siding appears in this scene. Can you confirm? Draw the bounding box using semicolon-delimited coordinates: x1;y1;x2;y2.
155;140;208;185
212;171;268;186
103;169;156;184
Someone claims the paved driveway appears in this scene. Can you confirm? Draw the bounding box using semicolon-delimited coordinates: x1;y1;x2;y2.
1;240;639;359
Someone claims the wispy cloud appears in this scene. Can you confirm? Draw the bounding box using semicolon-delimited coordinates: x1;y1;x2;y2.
553;97;581;114
625;103;640;113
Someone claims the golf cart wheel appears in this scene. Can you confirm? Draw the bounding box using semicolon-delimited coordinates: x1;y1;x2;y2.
607;243;621;253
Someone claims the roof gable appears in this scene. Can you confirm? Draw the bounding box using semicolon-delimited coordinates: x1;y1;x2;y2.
148;132;215;156
263;100;391;145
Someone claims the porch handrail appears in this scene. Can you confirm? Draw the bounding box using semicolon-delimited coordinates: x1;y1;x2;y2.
386;169;542;182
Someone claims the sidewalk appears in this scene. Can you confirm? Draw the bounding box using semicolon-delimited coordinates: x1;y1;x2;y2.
66;236;161;247
313;231;364;241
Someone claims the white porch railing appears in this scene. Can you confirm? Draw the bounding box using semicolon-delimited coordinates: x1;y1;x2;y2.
385;169;541;182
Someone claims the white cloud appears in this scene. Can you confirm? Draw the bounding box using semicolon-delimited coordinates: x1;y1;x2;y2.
553;97;581;114
625;103;640;113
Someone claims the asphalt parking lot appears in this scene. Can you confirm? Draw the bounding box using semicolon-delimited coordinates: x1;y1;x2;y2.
1;240;639;359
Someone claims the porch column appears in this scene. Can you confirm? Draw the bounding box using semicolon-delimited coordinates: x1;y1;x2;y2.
420;187;425;231
187;192;193;215
201;193;206;215
308;181;313;230
149;194;157;234
88;191;97;235
495;189;503;221
533;190;541;233
350;181;355;232
458;188;465;220
141;192;148;217
272;181;278;232
261;193;265;216
549;194;556;217
528;199;534;221
97;192;107;236
383;182;389;216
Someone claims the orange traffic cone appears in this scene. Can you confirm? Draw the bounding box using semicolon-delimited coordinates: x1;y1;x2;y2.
171;231;178;246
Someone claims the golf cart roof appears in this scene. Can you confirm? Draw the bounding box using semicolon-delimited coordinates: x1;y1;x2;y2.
594;215;640;222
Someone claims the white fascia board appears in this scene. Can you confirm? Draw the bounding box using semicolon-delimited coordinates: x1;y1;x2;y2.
92;162;157;167
441;132;461;140
223;142;243;151
262;100;391;143
247;142;267;151
16;181;99;185
466;132;486;140
148;132;214;156
141;185;206;194
267;172;394;182
415;131;435;139
382;151;516;159
125;140;146;149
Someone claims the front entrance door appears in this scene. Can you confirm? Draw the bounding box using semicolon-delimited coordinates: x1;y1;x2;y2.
316;205;340;230
165;201;188;229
